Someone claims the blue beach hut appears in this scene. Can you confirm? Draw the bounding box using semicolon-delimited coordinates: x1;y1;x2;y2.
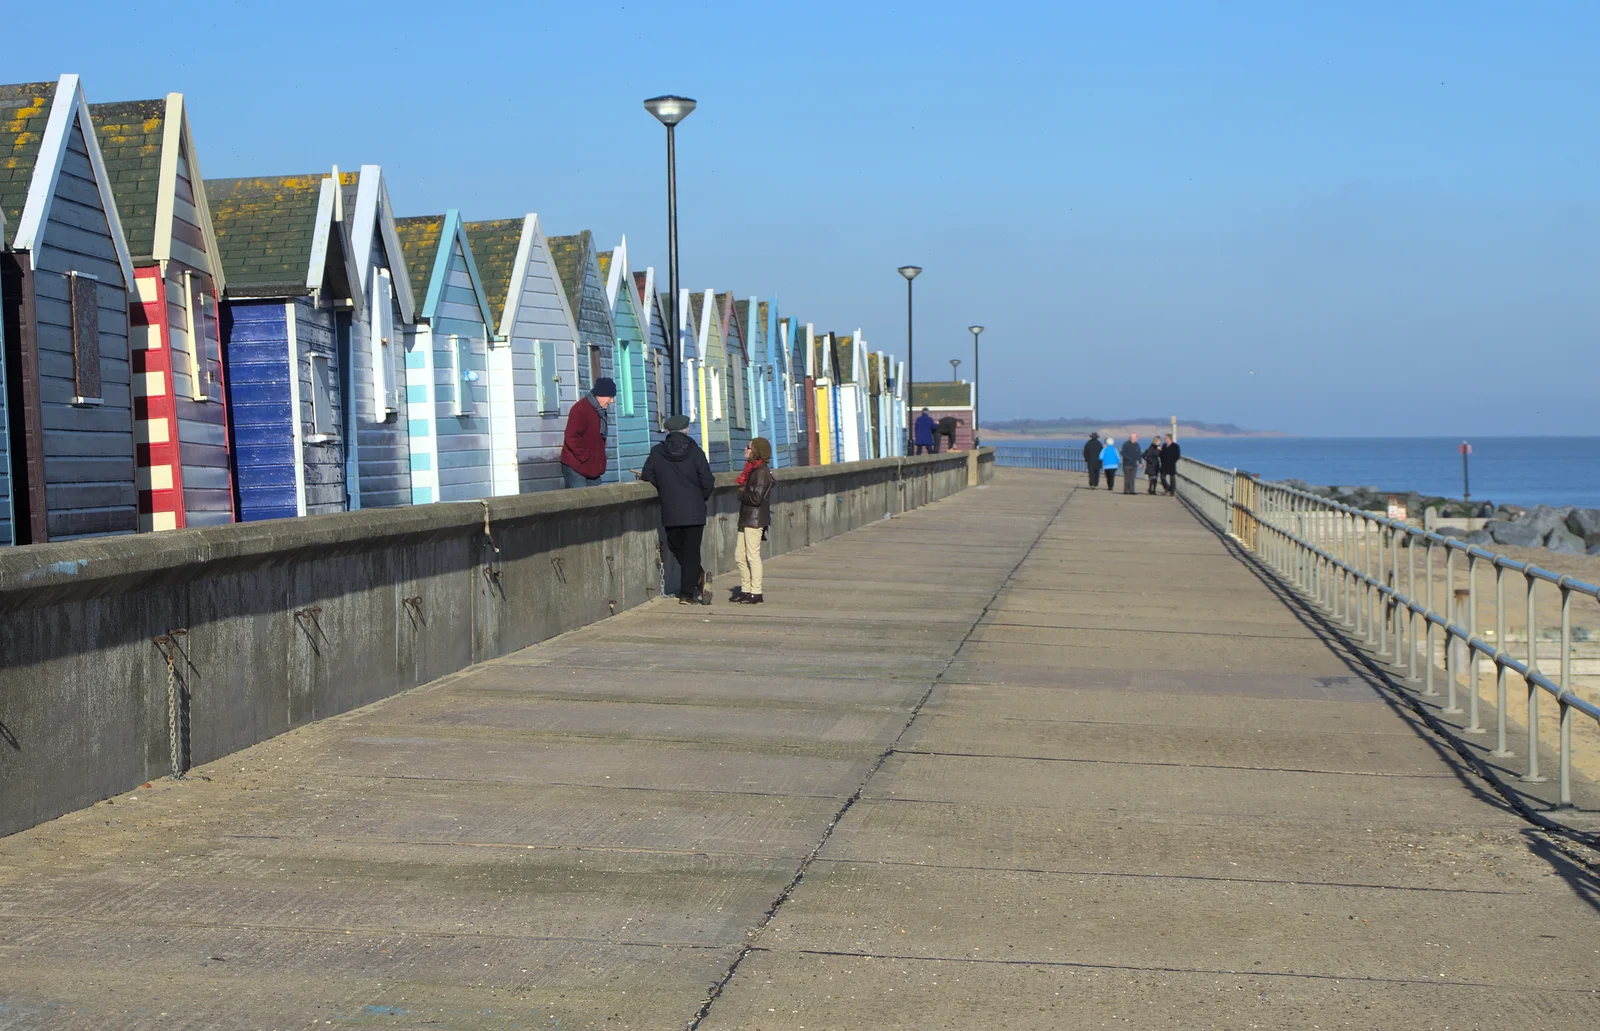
0;75;139;544
463;213;582;494
633;268;671;447
206;171;363;520
546;231;618;481
393;212;499;503
598;239;651;482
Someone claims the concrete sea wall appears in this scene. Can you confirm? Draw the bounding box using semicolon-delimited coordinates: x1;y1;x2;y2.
0;451;993;836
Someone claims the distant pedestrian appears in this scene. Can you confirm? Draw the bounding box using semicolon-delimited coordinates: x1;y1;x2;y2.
1083;432;1102;487
1120;434;1141;494
1159;435;1181;495
1143;438;1162;494
732;437;775;604
936;415;960;451
641;413;716;605
560;377;617;487
913;408;937;455
1100;436;1120;491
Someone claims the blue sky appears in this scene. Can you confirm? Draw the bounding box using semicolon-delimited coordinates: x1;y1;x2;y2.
15;1;1597;434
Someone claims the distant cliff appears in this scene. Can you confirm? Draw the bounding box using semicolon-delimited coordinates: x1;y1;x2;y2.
981;417;1279;440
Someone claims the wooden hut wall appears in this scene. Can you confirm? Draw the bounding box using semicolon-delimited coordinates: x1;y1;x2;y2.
675;288;702;445
509;220;580;492
635;270;670;447
602;250;650;483
0;78;137;543
0;217;11;545
720;294;750;472
342;167;414;510
696;290;730;470
428;231;494;503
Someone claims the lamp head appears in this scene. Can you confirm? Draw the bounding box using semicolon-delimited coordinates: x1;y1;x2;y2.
644;95;697;127
968;324;984;336
897;265;922;281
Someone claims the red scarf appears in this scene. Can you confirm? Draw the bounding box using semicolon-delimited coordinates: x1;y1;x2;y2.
736;457;765;485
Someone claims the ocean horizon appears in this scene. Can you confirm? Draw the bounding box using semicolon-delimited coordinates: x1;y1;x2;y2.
991;436;1600;510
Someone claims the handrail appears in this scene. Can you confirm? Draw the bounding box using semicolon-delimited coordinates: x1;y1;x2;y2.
993;445;1087;472
1175;455;1600;807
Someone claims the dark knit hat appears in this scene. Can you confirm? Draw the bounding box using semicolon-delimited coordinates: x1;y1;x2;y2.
749;437;772;461
593;377;617;398
664;414;691;432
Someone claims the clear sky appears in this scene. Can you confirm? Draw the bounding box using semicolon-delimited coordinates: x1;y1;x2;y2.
13;1;1597;435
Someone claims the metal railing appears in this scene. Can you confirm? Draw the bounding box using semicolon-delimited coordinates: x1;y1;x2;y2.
1176;456;1600;807
993;445;1087;472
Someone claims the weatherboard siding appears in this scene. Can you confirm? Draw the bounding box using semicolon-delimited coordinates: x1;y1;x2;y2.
31;119;137;540
292;298;345;515
508;239;578;494
167;267;234;528
0;308;11;546
431;237;493;503
350;235;412;510
223;302;299;520
611;286;649;482
571;259;617;481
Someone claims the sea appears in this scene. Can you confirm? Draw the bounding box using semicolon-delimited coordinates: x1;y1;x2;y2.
999;437;1600;510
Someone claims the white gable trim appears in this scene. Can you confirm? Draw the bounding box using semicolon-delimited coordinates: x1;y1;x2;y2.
306;178;337;293
14;75;136;289
497;214;537;340
357;168;417;324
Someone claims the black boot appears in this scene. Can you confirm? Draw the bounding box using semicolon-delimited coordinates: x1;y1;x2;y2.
729;586;745;602
738;593;764;604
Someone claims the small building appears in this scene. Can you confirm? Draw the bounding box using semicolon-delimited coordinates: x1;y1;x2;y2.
633;269;672;447
737;298;776;465
546;232;619;481
718;292;751;472
911;382;976;450
393;212;498;503
464;213;581;494
834;332;873;463
0;76;138;544
780;316;811;467
339;164;417;509
206;172;362;520
808;327;840;464
692;289;731;470
673;287;703;445
598;240;651;482
92;93;235;531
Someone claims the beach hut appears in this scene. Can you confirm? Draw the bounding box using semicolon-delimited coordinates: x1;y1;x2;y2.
834;332;875;463
463;213;581;494
91;94;235;531
0;209;10;544
779;317;809;467
692;289;731;470
633;269;672;446
911;382;976;450
808;327;839;464
0;76;138;544
672;287;703;445
338;164;417;509
206;172;361;520
718;292;751;471
545;232;618;481
737;298;774;464
393;211;498;503
598;240;650;481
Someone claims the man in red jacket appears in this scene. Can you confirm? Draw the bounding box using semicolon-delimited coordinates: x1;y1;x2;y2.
561;377;616;488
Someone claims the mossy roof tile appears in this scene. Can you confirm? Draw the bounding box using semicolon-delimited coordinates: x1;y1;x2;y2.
462;217;523;316
0;81;59;237
912;382;972;407
393;215;444;305
88;99;167;261
205;174;328;292
545;231;592;315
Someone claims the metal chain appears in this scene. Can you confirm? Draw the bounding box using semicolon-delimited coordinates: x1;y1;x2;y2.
165;649;183;780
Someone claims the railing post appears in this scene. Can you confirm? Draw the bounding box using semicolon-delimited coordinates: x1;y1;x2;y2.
1524;572;1545;783
1492;563;1510;755
1423;537;1436;696
1467;553;1481;733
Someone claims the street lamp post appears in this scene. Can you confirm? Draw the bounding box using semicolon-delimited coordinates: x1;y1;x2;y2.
968;325;984;446
897;266;921;446
949;358;961;381
644;95;696;417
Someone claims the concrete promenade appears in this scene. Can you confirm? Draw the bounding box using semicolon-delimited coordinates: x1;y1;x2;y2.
1;469;1596;1029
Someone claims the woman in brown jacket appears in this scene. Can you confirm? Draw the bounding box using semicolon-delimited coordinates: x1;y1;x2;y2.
732;437;775;604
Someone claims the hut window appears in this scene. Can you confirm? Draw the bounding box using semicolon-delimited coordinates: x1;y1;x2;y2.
617;341;634;415
449;335;474;417
371;270;399;418
710;367;724;421
69;272;101;405
309;352;336;438
652;354;665;425
732;354;747;429
536;339;560;414
684;359;697;421
185;272;223;402
588;345;602;389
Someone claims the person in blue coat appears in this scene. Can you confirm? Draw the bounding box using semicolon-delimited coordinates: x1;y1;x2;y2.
913;408;937;455
1100;436;1120;491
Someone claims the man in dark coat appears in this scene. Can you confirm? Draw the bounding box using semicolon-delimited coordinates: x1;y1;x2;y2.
1082;432;1102;487
936;415;960;451
1159;435;1181;495
561;377;617;487
1120;433;1142;494
913;409;937;455
1143;438;1163;494
640;414;717;604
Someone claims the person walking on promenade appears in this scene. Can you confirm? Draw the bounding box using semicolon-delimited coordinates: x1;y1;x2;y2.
913;408;937;455
1120;433;1142;494
560;377;617;488
1083;432;1102;487
732;437;775;604
1160;434;1181;495
641;413;716;605
1143;437;1163;494
936;415;960;452
1100;435;1120;491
